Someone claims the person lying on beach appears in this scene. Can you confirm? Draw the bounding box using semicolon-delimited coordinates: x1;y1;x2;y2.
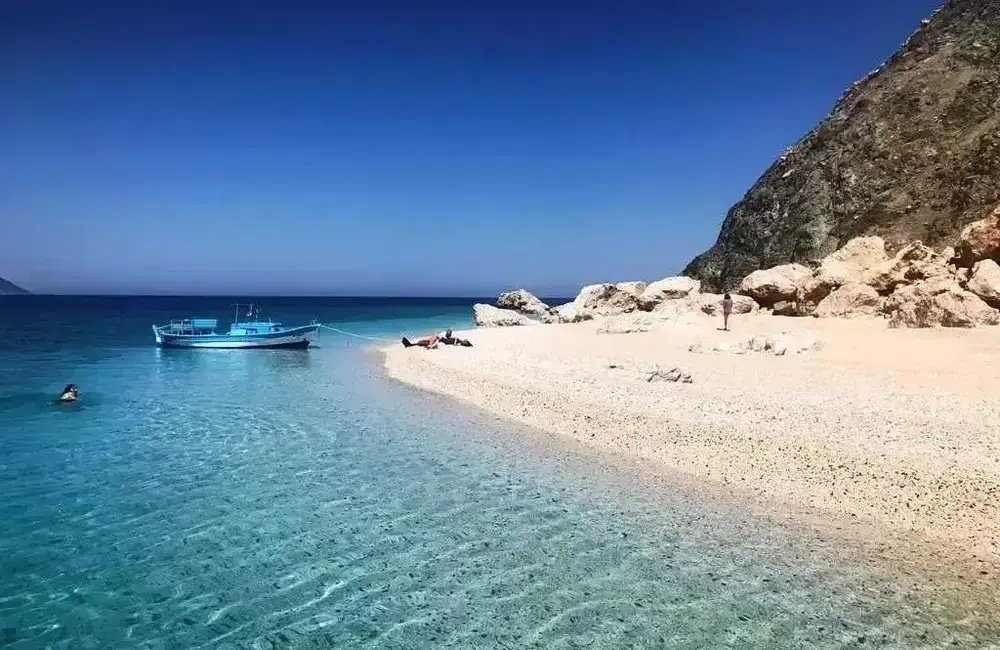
57;383;79;403
401;329;473;349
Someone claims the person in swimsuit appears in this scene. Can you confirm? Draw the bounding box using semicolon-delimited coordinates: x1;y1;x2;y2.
58;384;79;403
401;329;472;348
722;293;734;331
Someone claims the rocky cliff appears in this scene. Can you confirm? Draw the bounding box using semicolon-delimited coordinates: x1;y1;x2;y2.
0;277;30;295
685;0;1000;291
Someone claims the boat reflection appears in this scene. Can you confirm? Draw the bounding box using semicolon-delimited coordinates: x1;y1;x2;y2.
153;346;314;374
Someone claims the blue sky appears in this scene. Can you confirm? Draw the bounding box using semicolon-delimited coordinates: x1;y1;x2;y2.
1;0;943;296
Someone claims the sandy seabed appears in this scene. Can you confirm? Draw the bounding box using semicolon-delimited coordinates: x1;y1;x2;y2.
382;313;1000;589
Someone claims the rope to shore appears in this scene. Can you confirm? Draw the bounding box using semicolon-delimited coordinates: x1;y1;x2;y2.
318;324;396;342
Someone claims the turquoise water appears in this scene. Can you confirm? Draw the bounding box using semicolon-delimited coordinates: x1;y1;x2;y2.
1;297;998;649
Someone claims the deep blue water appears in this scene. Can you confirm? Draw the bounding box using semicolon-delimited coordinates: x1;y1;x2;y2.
1;297;998;649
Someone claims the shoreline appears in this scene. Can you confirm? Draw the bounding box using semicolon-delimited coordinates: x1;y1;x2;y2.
382;313;1000;598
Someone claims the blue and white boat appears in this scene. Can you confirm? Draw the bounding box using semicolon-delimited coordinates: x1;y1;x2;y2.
152;304;319;349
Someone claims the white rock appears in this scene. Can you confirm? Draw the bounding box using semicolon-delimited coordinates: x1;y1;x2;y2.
638;276;701;309
738;263;811;307
711;333;821;356
796;268;844;315
884;278;1000;328
650;298;701;323
967;259;1000;308
495;289;552;319
862;242;951;294
615;281;648;297
821;236;889;280
645;366;693;383
550;303;593;324
473;304;535;327
571;283;641;316
813;283;883;318
796;237;890;314
770;334;823;355
711;340;746;355
957;205;1000;266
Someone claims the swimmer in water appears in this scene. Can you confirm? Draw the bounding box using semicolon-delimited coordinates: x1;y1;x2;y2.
58;384;79;403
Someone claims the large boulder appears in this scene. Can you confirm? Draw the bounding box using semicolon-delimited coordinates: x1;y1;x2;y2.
548;302;593;324
884;278;1000;328
738;263;811;308
796;271;840;315
862;242;952;294
795;264;854;316
797;236;891;315
571;283;640;316
697;293;758;316
821;236;889;280
495;289;552;319
957;206;1000;267
473;304;535;327
615;281;648;297
814;283;883;318
637;276;701;310
967;259;1000;308
650;298;702;323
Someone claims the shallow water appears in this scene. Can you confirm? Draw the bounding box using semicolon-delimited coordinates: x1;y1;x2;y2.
1;297;998;648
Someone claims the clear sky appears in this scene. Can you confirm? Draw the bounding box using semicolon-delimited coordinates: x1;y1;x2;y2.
1;0;943;296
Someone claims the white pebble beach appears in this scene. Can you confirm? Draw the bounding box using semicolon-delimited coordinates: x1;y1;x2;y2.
383;312;1000;581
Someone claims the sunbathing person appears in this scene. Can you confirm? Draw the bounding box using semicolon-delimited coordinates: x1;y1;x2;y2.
401;329;472;348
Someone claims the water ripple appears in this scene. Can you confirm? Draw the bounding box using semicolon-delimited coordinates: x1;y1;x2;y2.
1;346;998;648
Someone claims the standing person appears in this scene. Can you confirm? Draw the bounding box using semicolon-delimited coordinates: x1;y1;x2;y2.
722;293;733;331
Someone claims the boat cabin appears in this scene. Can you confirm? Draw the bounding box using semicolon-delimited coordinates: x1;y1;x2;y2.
166;319;218;335
228;321;285;335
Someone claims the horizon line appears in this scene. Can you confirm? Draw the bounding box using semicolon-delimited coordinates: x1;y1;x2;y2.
1;293;574;300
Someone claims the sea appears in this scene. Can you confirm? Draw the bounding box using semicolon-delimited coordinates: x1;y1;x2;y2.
1;296;998;649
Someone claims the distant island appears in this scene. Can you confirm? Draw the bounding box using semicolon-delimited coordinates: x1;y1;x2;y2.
0;277;30;295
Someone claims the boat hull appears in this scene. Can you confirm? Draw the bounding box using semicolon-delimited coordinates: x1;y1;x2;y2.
153;325;319;349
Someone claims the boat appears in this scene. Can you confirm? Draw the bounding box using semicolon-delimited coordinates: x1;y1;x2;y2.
152;304;320;349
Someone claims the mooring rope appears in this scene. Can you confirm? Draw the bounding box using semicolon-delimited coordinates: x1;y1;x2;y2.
317;324;396;342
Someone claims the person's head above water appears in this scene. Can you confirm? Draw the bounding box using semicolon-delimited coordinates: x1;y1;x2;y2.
58;383;79;403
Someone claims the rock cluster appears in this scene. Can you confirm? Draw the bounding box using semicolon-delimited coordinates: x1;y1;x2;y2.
885;278;1000;329
495;289;553;320
479;276;739;328
473;303;536;327
476;208;1000;330
730;209;1000;327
